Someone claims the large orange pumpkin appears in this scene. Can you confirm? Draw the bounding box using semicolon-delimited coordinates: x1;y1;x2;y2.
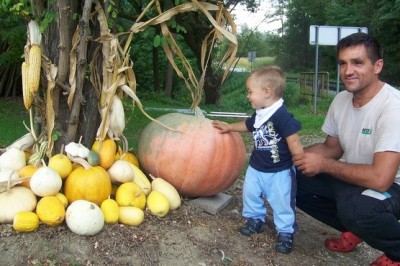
138;113;246;197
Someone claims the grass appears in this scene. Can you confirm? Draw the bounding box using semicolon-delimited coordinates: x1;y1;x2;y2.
0;99;31;147
0;66;329;151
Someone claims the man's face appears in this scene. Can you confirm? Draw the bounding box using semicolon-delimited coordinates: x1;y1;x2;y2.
337;44;383;93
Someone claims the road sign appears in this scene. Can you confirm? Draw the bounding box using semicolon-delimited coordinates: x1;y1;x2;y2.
309;25;368;46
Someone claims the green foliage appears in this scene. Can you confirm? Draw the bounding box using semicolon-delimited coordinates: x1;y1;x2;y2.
278;0;400;85
0;8;26;66
237;29;279;58
283;82;300;107
0;100;29;146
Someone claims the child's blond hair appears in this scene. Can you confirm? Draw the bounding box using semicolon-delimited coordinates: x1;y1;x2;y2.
249;66;286;98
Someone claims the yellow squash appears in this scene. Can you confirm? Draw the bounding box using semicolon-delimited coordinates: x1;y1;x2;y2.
36;196;65;226
13;211;39;232
101;198;119;224
118;206;144;226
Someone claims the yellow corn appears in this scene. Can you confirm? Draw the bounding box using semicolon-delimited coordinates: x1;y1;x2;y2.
27;44;42;93
21;62;33;109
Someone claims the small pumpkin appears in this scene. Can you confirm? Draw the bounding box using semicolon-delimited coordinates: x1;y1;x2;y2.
30;162;62;197
36;196;65;226
66;200;105;236
115;182;146;210
92;138;117;169
65;141;90;159
0;186;37;224
117;135;139;168
120;152;139;168
118;206;144;226
0;147;26;171
107;160;134;184
87;150;100;166
48;153;72;179
138;113;246;197
13;211;40;232
64;157;111;206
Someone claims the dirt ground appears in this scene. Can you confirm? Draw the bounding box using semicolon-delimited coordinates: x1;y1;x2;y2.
0;179;380;266
0;134;381;266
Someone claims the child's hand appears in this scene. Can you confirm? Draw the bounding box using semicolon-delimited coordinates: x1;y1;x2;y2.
212;120;231;133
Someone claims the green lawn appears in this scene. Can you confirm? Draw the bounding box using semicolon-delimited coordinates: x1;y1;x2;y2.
0;70;328;151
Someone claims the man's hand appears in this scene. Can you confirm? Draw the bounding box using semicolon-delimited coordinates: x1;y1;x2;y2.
293;152;326;177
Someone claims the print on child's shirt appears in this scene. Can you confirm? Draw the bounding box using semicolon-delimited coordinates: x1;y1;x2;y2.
253;121;281;163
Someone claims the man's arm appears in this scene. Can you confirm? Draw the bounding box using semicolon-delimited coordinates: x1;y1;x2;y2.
304;135;344;160
294;135;400;192
322;151;400;192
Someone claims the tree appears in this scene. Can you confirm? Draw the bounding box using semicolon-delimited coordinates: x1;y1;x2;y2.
7;0;239;160
0;4;27;97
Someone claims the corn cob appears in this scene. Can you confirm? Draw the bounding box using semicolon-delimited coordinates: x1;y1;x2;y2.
108;95;125;139
21;62;33;109
27;44;42;93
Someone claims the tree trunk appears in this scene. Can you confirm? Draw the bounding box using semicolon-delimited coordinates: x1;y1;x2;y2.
175;12;223;105
33;0;101;152
203;65;222;105
164;60;174;98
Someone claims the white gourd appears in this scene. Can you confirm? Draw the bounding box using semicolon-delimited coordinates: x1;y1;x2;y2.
66;200;105;236
0;147;26;171
30;166;62;197
65;142;90;159
107;160;134;184
0;186;37;223
108;95;125;139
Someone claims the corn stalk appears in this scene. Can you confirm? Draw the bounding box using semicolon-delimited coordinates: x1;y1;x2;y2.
24;0;237;155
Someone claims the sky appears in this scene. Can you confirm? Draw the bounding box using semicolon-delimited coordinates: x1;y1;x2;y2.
230;1;281;33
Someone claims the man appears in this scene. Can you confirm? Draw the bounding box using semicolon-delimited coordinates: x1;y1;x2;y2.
294;32;400;265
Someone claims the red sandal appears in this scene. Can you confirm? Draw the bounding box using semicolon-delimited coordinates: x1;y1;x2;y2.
370;254;400;266
324;231;363;252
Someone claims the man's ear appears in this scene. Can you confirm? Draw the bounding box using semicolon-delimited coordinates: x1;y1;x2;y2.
374;59;383;75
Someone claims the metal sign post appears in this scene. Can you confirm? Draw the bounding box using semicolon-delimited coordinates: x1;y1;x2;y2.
309;25;368;113
248;51;256;70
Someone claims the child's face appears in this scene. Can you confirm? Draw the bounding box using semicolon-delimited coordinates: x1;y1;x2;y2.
246;77;270;109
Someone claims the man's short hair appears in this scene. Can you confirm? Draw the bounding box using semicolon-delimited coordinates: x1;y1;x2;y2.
336;32;383;63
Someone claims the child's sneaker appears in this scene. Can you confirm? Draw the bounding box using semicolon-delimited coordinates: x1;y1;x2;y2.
239;218;264;236
275;232;293;254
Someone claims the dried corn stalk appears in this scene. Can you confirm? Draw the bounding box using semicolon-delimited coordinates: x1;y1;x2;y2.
130;0;238;111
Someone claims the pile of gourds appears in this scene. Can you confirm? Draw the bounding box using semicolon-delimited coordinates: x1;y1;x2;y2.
0;135;181;236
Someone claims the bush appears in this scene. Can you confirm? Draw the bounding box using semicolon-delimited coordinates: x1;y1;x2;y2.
284;82;300;107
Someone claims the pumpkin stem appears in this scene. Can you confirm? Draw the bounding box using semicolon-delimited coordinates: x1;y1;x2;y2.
60;144;65;155
67;155;91;170
149;173;156;181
